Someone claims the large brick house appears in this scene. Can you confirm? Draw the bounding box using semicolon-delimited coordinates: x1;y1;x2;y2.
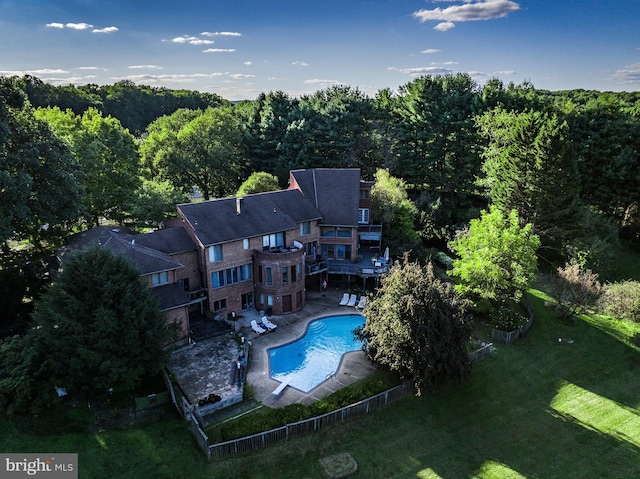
59;168;381;345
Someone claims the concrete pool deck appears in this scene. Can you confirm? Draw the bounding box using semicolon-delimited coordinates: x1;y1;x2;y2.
243;288;379;409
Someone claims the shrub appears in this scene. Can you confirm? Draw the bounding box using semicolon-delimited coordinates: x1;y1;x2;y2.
216;373;400;442
598;281;640;322
491;302;527;332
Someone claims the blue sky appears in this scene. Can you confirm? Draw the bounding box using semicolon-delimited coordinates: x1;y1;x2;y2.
1;0;639;100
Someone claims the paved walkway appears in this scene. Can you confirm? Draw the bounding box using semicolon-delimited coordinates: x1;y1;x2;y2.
242;288;379;408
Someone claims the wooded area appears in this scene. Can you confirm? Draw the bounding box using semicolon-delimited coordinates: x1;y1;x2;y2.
1;73;639;335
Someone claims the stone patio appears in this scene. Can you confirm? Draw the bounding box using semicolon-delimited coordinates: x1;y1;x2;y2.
168;287;379;413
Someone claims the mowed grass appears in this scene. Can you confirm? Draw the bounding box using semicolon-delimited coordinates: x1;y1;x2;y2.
2;291;639;478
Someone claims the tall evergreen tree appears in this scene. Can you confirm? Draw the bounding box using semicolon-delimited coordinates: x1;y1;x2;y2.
476;107;581;243
0;247;173;414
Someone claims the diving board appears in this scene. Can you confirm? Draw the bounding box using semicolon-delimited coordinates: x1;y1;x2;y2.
271;377;291;396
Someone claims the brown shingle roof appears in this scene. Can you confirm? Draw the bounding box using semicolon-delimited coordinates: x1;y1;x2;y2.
177;189;321;247
290;168;360;227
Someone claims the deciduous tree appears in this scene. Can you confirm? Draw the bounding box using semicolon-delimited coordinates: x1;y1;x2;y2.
361;255;473;394
450;206;540;302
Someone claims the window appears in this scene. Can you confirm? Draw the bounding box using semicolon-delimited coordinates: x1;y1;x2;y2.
152;271;169;286
241;292;253;310
337;228;352;238
240;264;252;281
321;244;335;259
211;270;225;288
258;266;263;283
300;221;311;236
358;208;370;224
209;244;223;262
266;267;272;286
320;227;335;237
243;238;250;250
213;299;227;312
259;293;265;307
177;278;190;291
297;263;302;280
360;189;370;199
267;295;274;307
282;266;288;284
291;265;296;282
211;264;252;289
336;245;352;260
263;232;284;250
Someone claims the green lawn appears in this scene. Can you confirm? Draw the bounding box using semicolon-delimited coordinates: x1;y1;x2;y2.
2;292;639;478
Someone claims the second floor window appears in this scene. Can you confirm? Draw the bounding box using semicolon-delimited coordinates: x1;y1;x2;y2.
152;271;169;286
263;232;284;250
300;221;311;236
358;208;370;224
211;264;252;289
209;244;223;262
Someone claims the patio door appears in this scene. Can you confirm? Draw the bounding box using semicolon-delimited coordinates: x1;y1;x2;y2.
282;294;292;313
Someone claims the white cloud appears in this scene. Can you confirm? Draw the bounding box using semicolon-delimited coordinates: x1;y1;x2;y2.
230;74;256;79
93;26;118;33
201;31;242;37
292;61;309;67
413;0;520;31
46;22;118;33
610;63;640;84
244;61;253;66
304;79;342;86
203;48;236;53
434;21;456;31
171;35;214;45
128;65;162;70
78;66;99;70
387;66;454;76
421;48;442;54
65;22;94;30
118;72;226;85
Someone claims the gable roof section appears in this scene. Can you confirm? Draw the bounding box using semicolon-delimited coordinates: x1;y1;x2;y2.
133;227;196;255
289;168;360;227
177;189;321;247
151;282;190;311
59;226;183;276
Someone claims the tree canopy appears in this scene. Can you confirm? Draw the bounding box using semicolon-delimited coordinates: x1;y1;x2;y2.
0;247;173;414
0;83;83;245
450;206;540;303
361;255;473;394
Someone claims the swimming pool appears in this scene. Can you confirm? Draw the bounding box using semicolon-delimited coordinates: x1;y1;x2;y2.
268;314;365;393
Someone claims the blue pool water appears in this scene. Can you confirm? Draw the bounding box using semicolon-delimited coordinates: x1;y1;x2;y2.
268;314;366;393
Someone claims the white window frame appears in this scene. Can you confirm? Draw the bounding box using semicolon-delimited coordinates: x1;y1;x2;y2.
358;208;370;225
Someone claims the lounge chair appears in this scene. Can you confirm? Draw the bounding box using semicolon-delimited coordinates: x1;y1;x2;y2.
356;296;366;309
347;294;358;307
251;319;266;335
339;293;350;306
262;316;277;331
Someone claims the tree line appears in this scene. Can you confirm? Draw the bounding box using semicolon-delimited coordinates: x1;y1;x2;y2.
1;73;639;329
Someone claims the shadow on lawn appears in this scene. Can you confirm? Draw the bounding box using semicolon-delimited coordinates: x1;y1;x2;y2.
340;290;640;479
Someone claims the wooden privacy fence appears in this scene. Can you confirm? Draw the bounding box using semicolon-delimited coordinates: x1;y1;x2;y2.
190;381;414;460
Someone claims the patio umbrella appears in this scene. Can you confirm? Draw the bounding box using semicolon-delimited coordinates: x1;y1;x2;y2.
384;246;390;261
